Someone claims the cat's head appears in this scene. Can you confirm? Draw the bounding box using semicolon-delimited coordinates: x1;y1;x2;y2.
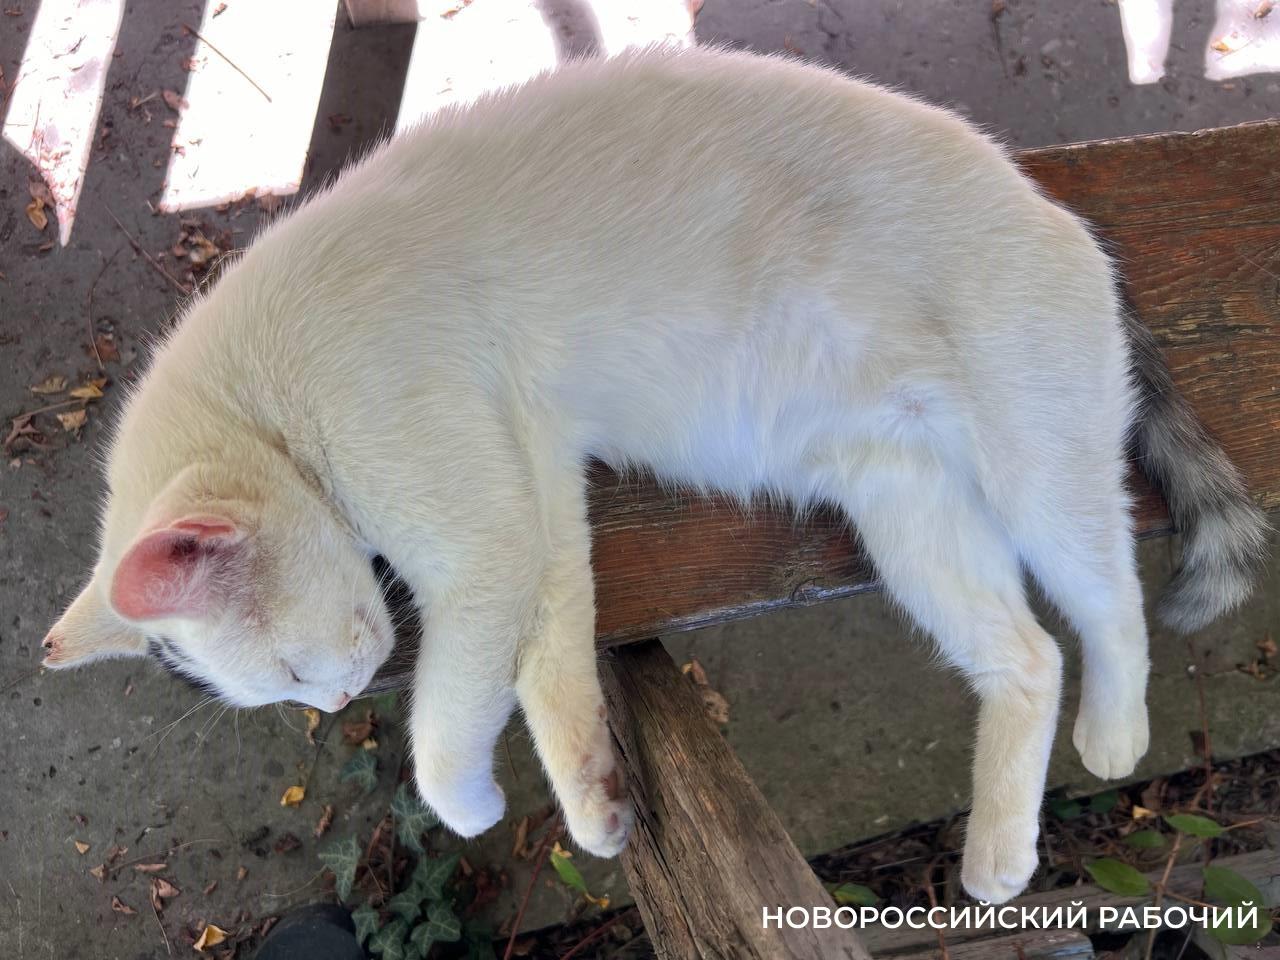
41;460;396;712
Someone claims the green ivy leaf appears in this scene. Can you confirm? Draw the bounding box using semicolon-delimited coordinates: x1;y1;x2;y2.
830;883;877;908
549;849;589;895
411;852;460;902
1049;795;1084;820
387;887;423;924
1165;813;1224;838
391;782;440;854
369;917;410;959
1089;790;1119;815
1084;858;1151;898
319;835;363;901
1123;830;1166;850
340;750;379;794
352;904;382;948
410;901;463;956
1203;866;1273;945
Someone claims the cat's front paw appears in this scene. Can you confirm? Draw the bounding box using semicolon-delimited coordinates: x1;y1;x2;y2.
961;816;1038;904
416;774;506;839
562;756;633;857
1073;699;1149;780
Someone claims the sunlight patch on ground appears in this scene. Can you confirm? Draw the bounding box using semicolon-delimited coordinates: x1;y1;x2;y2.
2;0;127;246
158;0;338;212
395;0;696;132
1117;0;1174;83
1204;0;1280;80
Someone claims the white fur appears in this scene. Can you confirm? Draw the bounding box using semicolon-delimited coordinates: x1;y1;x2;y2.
46;46;1156;902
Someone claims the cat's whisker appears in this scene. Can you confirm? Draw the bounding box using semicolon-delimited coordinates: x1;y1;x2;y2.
145;694;217;757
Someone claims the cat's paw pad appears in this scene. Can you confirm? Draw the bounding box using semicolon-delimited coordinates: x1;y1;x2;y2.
417;775;506;839
961;818;1038;904
1073;701;1149;780
563;758;633;857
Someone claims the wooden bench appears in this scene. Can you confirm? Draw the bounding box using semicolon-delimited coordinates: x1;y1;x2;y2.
368;120;1280;959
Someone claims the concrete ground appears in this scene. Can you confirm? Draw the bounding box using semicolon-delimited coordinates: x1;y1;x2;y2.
2;0;1278;955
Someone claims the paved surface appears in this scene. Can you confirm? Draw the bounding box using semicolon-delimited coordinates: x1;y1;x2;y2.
1;0;1278;955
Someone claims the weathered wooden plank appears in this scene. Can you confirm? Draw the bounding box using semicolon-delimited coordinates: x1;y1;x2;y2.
369;120;1280;689
891;928;1094;960
600;640;872;960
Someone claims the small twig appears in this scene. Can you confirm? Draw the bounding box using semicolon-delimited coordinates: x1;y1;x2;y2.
300;716;339;795
181;24;272;102
1144;832;1184;960
111;837;221;875
0;669;40;696
86;247;122;371
560;908;637;960
504;813;563;960
1164;890;1216;910
922;856;951;960
105;207;192;297
12;398;90;420
150;892;173;955
1188;640;1214;811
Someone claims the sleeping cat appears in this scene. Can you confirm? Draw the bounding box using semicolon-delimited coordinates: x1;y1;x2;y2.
42;45;1267;904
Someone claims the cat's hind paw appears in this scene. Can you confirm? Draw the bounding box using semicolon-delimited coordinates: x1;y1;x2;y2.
1073;700;1149;780
563;759;634;857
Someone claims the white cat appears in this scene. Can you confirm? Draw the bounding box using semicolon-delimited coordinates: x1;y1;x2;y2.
43;46;1267;904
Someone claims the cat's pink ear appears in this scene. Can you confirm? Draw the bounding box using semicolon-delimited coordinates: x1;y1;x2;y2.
110;514;249;622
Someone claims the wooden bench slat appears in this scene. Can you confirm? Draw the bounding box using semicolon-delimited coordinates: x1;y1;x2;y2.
370;119;1280;690
601;640;872;960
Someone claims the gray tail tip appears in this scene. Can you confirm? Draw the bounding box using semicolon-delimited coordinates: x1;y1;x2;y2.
1156;502;1271;634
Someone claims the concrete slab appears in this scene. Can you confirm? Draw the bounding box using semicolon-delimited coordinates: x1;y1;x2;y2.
2;0;1278;954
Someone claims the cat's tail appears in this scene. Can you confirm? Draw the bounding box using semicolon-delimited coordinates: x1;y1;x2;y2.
1123;309;1270;632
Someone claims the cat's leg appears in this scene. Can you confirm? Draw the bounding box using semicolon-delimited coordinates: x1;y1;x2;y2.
404;592;520;837
1013;507;1150;780
834;460;1061;904
514;477;632;857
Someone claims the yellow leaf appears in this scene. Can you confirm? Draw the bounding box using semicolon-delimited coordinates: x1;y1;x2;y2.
361;737;378;751
74;840;90;855
551;841;573;859
1210;37;1233;52
1132;804;1156;820
69;381;104;400
194;923;227;951
30;374;67;395
26;198;47;231
586;893;610;908
280;785;305;807
57;409;87;432
303;707;321;744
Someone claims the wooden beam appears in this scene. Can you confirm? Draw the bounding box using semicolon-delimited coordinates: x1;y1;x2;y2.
369;120;1280;690
599;640;872;960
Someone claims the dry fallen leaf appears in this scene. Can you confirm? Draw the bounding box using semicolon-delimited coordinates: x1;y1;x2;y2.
203;880;218;896
280;784;305;807
111;895;137;915
69;379;106;400
361;737;378;751
30;374;67;395
25;198;47;231
133;861;167;873
94;334;120;364
1255;0;1273;18
161;88;187;112
194;923;227;951
235;865;248;882
313;804;334;839
273;832;302;855
511;815;530;859
57;409;88;433
682;657;730;725
1211;37;1234;52
1258;634;1277;660
303;707;321;744
74;840;90;855
152;877;180;899
1132;804;1157;820
89;864;107;882
341;711;376;744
